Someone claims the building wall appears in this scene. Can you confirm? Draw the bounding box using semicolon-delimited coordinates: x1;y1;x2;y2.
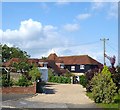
64;64;98;73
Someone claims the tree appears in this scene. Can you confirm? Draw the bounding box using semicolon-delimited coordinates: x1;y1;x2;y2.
12;61;32;79
91;66;117;103
41;56;47;60
1;44;30;62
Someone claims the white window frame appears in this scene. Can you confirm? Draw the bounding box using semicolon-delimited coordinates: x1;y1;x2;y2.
80;65;84;69
60;65;64;69
71;66;75;71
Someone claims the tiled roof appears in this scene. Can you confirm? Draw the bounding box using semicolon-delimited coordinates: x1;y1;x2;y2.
57;55;102;65
48;53;102;67
3;53;103;74
3;58;40;67
48;53;58;60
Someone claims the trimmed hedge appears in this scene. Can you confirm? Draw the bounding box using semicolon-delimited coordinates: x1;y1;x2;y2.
48;75;71;84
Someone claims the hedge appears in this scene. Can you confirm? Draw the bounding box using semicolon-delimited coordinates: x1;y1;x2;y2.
48;75;71;84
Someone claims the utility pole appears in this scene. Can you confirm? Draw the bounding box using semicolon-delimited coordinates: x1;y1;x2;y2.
100;38;109;65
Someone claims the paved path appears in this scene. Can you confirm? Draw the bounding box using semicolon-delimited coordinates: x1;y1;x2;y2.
2;83;101;109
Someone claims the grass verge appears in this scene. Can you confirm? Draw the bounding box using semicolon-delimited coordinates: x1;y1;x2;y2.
86;92;120;110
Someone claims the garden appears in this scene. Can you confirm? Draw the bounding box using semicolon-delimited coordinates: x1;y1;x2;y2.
0;61;42;94
79;65;120;109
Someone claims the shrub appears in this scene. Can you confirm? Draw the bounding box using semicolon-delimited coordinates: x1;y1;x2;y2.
112;73;120;92
64;72;73;77
91;66;117;103
48;75;71;84
0;74;14;87
29;67;41;82
16;75;32;87
79;75;87;87
85;68;99;92
110;66;120;92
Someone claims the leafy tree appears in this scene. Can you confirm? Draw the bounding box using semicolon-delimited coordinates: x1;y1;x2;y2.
29;67;41;82
1;44;30;62
41;56;47;60
91;66;117;103
12;61;31;73
12;60;33;79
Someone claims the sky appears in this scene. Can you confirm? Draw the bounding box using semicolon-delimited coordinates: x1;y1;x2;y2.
0;1;118;66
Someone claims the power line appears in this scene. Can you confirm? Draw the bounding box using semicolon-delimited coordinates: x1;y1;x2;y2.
106;42;118;52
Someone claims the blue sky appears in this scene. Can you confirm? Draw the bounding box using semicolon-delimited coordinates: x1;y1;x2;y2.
1;2;118;66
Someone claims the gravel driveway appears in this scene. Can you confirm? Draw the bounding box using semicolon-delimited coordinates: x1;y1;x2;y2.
2;83;101;109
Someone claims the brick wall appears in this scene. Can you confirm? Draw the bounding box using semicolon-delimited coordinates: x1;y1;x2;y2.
0;82;36;94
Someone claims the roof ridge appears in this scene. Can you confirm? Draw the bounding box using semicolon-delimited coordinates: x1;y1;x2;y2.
58;55;88;58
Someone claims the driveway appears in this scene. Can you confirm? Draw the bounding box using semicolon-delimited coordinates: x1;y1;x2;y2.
2;83;102;109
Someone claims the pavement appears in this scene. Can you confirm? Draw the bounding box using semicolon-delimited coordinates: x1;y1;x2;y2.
1;83;103;109
2;93;35;101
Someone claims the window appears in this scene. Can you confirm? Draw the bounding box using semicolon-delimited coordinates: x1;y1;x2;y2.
71;66;75;71
60;65;64;69
80;65;84;69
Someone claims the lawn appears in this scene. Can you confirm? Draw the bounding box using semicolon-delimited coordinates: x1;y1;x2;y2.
86;92;120;110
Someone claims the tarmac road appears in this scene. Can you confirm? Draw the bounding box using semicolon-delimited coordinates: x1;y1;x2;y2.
2;83;103;109
2;93;35;101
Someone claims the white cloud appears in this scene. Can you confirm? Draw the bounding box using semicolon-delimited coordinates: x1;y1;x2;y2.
56;0;70;5
63;23;79;32
91;2;118;19
107;2;118;19
92;0;119;2
91;2;105;10
76;13;91;20
1;19;117;65
1;19;68;58
40;42;104;64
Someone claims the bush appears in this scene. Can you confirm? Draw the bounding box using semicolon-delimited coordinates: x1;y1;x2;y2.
79;75;87;87
112;73;120;92
48;75;71;84
85;68;99;92
91;66;117;103
64;72;73;77
29;67;41;82
16;75;32;87
0;74;14;87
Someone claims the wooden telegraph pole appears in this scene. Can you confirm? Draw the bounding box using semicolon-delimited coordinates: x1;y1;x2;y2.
100;38;109;65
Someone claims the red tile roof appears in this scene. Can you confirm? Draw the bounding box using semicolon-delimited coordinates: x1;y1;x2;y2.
48;53;103;67
58;55;101;65
3;53;103;74
3;58;40;67
48;53;58;60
